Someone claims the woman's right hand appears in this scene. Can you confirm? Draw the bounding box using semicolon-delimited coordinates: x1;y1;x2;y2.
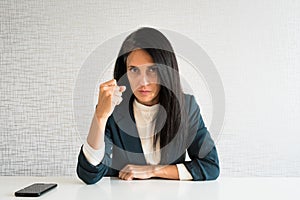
95;79;126;120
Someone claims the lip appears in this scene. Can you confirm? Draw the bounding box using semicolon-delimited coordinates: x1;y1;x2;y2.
138;90;151;95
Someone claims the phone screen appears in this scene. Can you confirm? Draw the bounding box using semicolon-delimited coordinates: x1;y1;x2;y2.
15;183;57;197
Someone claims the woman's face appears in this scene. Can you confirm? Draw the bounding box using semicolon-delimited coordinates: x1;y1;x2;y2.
126;49;160;106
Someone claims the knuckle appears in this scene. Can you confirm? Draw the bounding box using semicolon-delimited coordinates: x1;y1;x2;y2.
100;83;105;88
104;91;113;97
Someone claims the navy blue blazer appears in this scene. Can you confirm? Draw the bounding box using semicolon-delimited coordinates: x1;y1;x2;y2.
77;94;219;184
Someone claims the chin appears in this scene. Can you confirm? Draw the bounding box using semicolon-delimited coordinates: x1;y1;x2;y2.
138;97;152;103
136;96;153;104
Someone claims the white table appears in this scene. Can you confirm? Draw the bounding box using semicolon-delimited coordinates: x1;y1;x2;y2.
1;176;299;200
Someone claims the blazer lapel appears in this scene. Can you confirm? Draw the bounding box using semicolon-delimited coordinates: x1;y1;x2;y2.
113;98;147;165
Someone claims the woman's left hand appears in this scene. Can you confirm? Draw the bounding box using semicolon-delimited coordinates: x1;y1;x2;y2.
118;164;159;180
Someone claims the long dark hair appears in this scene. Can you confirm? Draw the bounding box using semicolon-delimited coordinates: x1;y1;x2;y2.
113;27;188;163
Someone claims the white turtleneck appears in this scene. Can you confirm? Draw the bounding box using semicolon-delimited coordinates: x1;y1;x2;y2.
83;99;192;180
133;99;161;165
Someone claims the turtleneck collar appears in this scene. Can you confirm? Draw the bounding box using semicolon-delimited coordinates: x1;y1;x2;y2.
133;99;160;123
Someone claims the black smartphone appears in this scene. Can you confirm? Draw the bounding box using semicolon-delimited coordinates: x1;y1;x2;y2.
14;183;57;197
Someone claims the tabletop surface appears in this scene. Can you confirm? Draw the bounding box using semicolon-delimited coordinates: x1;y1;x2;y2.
1;176;300;200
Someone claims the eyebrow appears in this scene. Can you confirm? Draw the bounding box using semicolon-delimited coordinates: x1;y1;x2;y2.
127;65;137;68
127;64;156;68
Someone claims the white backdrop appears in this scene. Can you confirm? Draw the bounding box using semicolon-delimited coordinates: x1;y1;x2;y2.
0;0;299;176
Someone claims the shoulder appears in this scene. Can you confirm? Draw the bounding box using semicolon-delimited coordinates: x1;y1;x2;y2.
183;93;200;113
183;93;196;104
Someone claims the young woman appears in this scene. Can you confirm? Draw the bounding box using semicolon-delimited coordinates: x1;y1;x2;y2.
76;27;219;184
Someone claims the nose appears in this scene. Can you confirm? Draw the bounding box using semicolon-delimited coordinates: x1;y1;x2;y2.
138;72;150;86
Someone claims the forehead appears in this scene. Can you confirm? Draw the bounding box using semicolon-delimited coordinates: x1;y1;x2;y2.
126;49;154;67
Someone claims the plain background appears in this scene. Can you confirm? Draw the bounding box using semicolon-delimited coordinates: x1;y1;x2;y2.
1;0;299;176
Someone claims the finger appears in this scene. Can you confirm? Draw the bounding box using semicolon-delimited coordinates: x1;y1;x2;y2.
124;173;134;181
105;79;117;86
100;79;117;88
119;86;126;93
119;171;128;180
118;171;124;179
119;165;128;178
119;166;134;180
121;165;132;174
100;85;116;93
114;85;126;93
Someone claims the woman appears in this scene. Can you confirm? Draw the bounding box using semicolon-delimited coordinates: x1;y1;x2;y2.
77;27;219;184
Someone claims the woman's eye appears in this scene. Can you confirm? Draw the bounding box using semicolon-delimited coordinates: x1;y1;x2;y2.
130;68;138;73
149;66;158;73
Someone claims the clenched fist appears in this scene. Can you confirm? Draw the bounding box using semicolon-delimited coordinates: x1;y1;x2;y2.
95;79;126;120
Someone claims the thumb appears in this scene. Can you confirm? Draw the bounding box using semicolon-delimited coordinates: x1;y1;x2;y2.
119;86;126;93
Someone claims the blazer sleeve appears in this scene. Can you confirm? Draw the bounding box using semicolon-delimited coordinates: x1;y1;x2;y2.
182;95;220;181
76;117;114;184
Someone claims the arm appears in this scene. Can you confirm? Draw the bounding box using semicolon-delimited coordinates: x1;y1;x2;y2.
76;115;113;184
182;96;220;181
118;164;179;180
118;163;194;181
183;129;220;181
76;79;126;184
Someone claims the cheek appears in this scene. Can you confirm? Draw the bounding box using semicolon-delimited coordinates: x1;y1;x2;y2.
127;78;139;91
154;84;160;94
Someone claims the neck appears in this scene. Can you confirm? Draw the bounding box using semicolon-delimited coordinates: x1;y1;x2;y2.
136;96;159;106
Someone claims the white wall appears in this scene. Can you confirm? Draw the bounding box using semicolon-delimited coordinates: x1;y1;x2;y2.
0;0;299;176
